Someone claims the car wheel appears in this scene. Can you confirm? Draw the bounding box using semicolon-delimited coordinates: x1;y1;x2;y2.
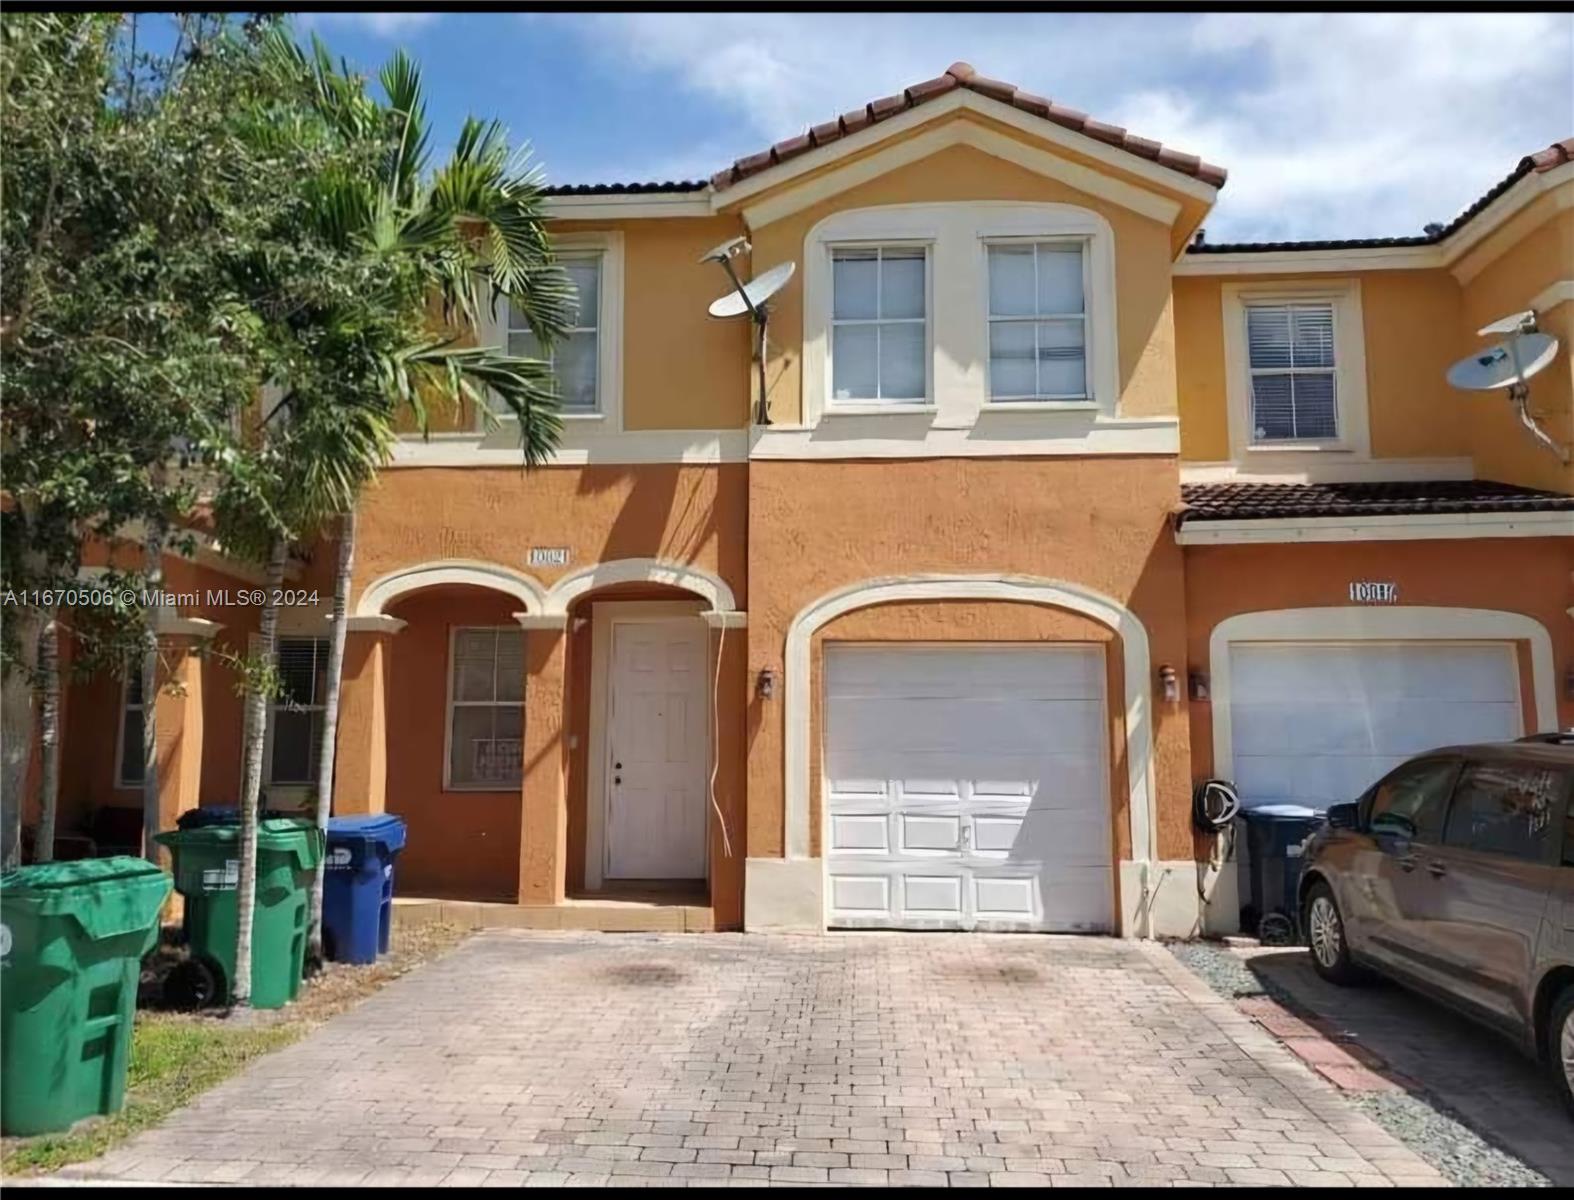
1550;987;1574;1120
1303;881;1363;985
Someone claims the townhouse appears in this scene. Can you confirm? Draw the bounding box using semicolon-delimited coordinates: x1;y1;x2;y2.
33;63;1574;938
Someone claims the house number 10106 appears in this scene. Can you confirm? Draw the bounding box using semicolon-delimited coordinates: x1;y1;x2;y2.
1349;581;1399;604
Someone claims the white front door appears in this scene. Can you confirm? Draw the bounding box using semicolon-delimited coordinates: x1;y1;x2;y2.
605;618;709;880
823;644;1113;932
1228;641;1522;808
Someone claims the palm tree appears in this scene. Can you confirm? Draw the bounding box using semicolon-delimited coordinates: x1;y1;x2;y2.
239;33;575;984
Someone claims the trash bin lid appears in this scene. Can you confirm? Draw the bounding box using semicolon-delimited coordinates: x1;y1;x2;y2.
327;814;406;853
1;855;166;897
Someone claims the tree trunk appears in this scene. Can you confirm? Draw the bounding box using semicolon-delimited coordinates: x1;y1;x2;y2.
141;517;167;864
35;617;61;864
1;562;46;869
232;535;286;1013
307;508;355;966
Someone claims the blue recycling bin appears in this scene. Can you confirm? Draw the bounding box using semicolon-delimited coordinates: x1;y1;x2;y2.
322;815;406;964
1237;804;1324;944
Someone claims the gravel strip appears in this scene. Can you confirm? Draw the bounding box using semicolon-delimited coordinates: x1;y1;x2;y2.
1166;939;1551;1188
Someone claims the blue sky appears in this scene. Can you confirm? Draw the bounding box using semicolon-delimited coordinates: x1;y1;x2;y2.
292;10;1574;242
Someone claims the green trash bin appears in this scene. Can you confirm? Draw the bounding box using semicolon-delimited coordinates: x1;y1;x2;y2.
0;856;172;1136
154;818;322;1011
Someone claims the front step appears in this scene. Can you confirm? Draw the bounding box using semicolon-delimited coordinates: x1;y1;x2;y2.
392;896;715;933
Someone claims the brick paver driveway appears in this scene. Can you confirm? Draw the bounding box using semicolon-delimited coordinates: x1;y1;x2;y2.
66;932;1447;1187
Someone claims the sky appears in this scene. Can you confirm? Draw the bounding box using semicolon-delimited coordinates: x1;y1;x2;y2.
288;10;1574;243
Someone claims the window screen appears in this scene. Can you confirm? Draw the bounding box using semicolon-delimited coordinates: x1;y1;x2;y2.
830;246;927;403
1246;302;1338;442
268;638;328;786
448;627;525;789
987;242;1087;401
118;669;146;788
508;255;601;413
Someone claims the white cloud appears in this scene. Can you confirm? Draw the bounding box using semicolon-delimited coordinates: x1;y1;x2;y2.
550;11;1572;241
296;12;441;39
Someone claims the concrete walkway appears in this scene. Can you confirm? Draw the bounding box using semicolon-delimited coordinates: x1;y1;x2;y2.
61;932;1448;1187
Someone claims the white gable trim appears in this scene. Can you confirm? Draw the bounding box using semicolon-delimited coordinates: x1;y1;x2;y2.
743;118;1183;230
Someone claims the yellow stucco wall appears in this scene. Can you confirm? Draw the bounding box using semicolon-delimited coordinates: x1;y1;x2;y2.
746;131;1182;427
1175;270;1471;464
1459;204;1574;493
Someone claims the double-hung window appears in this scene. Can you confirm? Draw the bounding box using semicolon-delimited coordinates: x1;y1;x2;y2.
829;246;927;404
117;671;147;788
1244;301;1338;443
447;627;525;790
267;638;328;786
986;241;1088;402
507;254;602;415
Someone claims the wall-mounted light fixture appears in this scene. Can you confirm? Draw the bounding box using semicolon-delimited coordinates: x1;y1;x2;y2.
1158;664;1179;704
756;667;777;701
1189;670;1210;702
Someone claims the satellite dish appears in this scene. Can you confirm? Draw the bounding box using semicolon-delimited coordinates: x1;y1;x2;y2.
700;236;750;265
708;261;796;319
1446;316;1568;462
1446;332;1558;391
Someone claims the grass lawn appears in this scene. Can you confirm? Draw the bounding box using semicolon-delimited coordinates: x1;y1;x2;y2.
1;921;467;1177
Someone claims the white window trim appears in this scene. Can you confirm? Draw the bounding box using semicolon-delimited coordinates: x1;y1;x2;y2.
802;203;1119;430
114;673;145;790
443;625;526;793
982;236;1095;407
473;230;624;441
826;242;934;409
1222;279;1370;464
263;636;328;789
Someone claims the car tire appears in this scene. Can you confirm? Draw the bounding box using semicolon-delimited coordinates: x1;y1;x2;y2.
1302;881;1364;986
1549;986;1574;1120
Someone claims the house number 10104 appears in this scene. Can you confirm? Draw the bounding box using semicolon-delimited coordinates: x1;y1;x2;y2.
1349;581;1399;604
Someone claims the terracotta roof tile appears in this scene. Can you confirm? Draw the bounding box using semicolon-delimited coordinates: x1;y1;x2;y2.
709;62;1228;192
1176;480;1574;525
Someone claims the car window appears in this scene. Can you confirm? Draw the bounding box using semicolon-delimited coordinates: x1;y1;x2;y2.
1366;759;1458;842
1443;761;1568;863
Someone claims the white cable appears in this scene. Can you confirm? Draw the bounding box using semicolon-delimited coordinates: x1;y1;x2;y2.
708;618;734;859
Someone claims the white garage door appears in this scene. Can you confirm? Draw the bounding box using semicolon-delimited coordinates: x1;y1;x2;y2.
823;644;1112;932
1229;642;1522;809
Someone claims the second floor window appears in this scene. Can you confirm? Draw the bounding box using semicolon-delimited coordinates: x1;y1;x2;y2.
268;638;328;786
448;627;525;790
1246;302;1338;442
987;242;1088;402
508;254;602;414
830;246;927;404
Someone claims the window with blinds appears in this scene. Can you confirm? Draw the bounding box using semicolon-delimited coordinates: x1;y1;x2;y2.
508;255;601;414
1245;302;1338;442
268;638;328;786
448;626;525;790
987;241;1088;402
117;669;146;788
830;246;928;404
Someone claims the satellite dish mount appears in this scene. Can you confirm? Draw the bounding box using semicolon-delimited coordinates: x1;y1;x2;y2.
1445;310;1568;463
702;238;796;427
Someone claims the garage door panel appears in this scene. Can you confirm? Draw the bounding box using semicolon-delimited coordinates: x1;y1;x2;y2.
1231;643;1521;808
824;644;1112;932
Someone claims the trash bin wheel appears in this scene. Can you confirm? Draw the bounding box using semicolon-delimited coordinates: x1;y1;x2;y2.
1257;912;1296;946
164;955;222;1011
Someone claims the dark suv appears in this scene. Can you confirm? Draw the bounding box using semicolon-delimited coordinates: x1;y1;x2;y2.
1297;740;1574;1116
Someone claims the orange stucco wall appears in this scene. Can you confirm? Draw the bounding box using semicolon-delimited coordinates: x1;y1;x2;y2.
747;132;1181;426
349;463;747;608
382;586;523;901
745;455;1195;863
1183;537;1574;786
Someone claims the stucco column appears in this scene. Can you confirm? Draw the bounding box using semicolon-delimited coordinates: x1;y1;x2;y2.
146;616;222;860
332;616;405;816
518;616;569;905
